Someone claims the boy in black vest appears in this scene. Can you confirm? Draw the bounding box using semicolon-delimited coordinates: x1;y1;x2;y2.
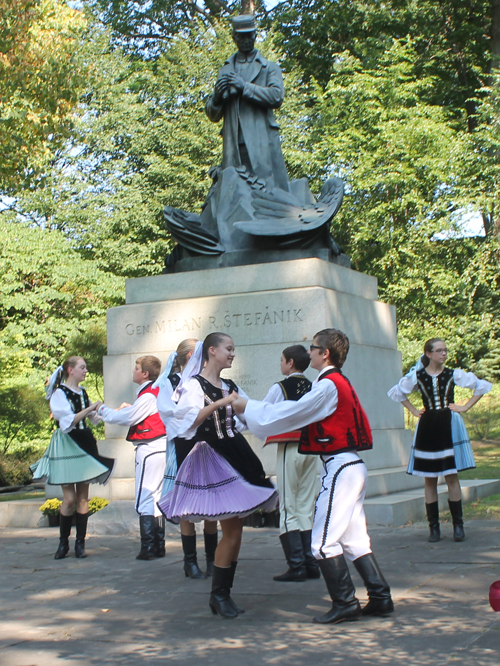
96;356;167;560
233;329;393;624
263;345;320;582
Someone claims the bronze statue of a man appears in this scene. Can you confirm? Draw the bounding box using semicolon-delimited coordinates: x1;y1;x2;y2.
164;14;344;268
205;14;290;192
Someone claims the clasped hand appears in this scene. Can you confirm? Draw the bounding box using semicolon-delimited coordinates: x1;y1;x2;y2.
218;391;247;415
214;72;245;100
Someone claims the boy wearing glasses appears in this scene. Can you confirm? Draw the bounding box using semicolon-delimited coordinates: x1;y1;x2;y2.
233;328;393;624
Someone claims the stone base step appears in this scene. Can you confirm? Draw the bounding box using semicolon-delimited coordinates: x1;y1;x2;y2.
366;466;424;498
1;478;499;530
365;478;500;525
0;499;47;528
46;466;426;502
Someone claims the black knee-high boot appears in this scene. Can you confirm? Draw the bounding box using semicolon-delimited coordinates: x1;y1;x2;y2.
209;565;238;619
228;561;244;614
300;530;321;579
154;516;166;557
353;553;394;616
182;534;206;579
273;530;307;582
75;512;89;558
313;555;362;624
54;513;73;560
137;515;156;560
204;530;218;576
425;501;440;542
448;499;465;541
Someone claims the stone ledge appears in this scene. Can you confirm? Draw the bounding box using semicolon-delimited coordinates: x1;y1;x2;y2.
126;256;378;304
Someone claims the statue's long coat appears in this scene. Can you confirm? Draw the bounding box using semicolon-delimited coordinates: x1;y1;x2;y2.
205;51;290;192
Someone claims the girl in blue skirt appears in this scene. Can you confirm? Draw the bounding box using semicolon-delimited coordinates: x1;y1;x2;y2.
32;357;115;559
388;338;491;543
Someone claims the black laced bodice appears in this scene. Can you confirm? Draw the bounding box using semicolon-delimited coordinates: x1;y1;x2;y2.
416;367;455;410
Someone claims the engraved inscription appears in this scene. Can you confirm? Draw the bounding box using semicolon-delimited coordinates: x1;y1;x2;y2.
124;308;303;336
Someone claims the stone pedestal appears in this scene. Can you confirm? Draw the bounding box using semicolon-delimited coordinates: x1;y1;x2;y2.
89;257;418;517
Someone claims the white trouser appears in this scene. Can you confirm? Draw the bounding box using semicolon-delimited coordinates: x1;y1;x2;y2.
135;438;167;516
276;442;320;534
312;451;372;561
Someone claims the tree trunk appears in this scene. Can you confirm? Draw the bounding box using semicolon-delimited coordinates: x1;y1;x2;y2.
492;0;500;71
240;0;255;14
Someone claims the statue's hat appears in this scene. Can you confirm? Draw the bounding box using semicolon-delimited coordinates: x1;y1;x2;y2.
232;14;257;32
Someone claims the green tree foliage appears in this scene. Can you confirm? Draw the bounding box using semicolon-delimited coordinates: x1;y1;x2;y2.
85;0;267;55
12;24;322;277
0;220;124;368
0;384;47;455
294;39;500;376
0;0;87;194
269;0;493;128
4;6;499;390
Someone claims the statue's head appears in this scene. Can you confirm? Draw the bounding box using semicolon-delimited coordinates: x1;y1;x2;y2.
232;14;257;54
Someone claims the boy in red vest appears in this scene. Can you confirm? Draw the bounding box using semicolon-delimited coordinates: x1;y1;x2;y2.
233;329;393;624
96;356;167;560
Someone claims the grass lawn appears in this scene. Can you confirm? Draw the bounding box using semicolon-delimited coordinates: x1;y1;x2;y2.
438;437;500;521
460;439;500;481
0;491;45;503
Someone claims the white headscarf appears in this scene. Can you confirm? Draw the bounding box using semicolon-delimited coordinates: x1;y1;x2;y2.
45;365;64;400
174;340;204;400
406;356;424;384
152;350;178;390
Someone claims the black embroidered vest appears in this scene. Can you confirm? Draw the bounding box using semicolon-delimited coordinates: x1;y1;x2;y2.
277;375;312;401
56;385;90;430
416;367;455;410
193;375;239;441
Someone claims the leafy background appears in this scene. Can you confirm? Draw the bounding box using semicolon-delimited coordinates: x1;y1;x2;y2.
1;0;499;483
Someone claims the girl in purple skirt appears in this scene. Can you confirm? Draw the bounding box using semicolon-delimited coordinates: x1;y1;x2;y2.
158;333;276;618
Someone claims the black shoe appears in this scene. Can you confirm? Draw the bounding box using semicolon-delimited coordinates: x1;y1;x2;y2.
353;552;394;616
204;530;218;577
75;538;87;559
54;514;73;560
74;512;89;559
313;555;362;624
54;538;70;560
228;561;244;614
209;566;238;619
154;516;166;557
137;515;156;560
300;530;321;579
448;499;465;542
273;530;307;582
425;502;441;542
182;534;206;578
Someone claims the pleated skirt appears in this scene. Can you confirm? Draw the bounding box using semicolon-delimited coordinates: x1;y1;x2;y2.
407;410;475;477
31;428;115;485
158;440;277;523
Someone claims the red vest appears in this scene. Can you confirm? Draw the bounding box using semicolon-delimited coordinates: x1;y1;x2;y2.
298;369;373;455
126;383;166;442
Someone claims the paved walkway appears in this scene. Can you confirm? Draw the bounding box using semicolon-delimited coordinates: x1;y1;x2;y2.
1;520;499;666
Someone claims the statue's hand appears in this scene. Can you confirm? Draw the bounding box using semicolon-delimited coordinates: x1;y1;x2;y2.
214;75;230;103
227;71;245;93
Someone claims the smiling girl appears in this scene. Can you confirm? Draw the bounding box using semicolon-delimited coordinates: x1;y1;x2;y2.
158;332;276;618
